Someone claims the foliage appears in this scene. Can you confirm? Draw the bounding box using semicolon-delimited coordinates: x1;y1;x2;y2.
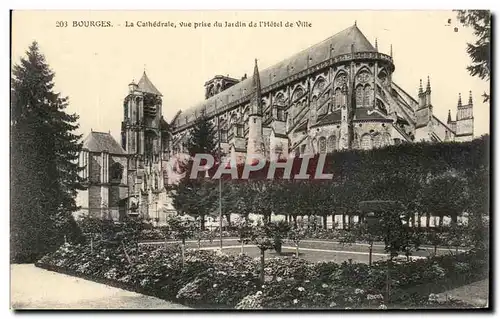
37;239;487;309
186;113;218;158
456;10;491;102
11;41;85;262
166;215;196;244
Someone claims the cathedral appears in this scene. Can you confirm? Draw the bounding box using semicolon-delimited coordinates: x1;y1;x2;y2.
76;23;474;222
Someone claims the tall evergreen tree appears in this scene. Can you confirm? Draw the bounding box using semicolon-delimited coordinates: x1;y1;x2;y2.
169;112;219;230
186;112;218;157
11;42;85;262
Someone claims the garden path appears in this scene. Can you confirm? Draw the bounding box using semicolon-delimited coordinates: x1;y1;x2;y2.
436;279;489;308
10;264;190;310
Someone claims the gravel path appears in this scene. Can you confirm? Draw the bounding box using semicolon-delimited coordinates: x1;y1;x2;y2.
10;264;190;310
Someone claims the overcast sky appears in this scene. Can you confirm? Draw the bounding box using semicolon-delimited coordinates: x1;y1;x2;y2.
12;10;490;142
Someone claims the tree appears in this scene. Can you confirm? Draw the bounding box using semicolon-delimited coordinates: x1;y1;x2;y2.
11;42;85;262
287;220;308;257
420;171;467;226
170;112;219;230
251;223;275;283
169;172;217;231
235;215;254;254
456;10;491;102
166;215;196;266
339;221;383;266
268;220;291;254
186;113;218;157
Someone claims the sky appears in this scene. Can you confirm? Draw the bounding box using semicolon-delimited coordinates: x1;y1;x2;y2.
11;10;490;142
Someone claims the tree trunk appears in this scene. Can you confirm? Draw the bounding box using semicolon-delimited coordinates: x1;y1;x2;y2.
369;242;373;266
425;213;430;228
438;215;444;227
323;215;328;229
293;215;298;228
200;215;205;231
181;239;186;267
385;256;392;303
260;249;265;283
226;214;231;227
417;212;422;228
296;244;300;257
342;213;347;229
332;214;335;229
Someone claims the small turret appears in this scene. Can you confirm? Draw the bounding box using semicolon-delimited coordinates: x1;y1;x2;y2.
425;76;432;106
418;79;425;108
129;80;138;93
455;91;474;141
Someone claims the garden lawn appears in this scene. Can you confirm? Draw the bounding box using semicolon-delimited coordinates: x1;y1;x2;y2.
221;246;389;263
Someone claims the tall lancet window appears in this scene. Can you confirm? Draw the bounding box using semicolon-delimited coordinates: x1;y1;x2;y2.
327;135;337;152
364;85;373;107
361;134;373;150
373;134;382;148
356;85;364;106
318;137;327;154
335;88;342;108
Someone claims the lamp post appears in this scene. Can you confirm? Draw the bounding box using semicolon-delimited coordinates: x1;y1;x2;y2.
155;200;158;226
215;99;223;250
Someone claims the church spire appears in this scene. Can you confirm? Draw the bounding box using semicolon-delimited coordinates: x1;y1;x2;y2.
418;79;423;94
426;76;431;92
458;93;462;107
447;109;452;123
468;90;473;105
252;58;262;115
375;38;378;51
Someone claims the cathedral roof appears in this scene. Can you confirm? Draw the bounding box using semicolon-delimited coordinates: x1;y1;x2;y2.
137;71;162;96
83;131;126;155
177;24;376;126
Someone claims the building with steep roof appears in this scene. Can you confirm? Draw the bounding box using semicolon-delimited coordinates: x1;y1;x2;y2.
78;23;475;221
76;131;129;220
76;72;172;223
170;24;474;163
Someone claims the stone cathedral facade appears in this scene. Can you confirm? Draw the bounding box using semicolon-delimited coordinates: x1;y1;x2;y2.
170;24;474;163
76;23;474;221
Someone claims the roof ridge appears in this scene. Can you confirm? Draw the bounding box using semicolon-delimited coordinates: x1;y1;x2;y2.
177;24;375;126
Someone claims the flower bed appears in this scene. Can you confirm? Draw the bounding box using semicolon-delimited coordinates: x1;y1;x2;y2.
36;242;486;309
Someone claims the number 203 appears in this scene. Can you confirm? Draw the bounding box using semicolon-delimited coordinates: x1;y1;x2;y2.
56;21;68;27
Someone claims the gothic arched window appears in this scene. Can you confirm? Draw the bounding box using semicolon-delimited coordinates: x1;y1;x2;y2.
360;134;373;150
356;85;364;106
110;162;124;182
335;88;342;108
373;134;382;148
318;137;327;154
364;85;373;107
327;135;337;153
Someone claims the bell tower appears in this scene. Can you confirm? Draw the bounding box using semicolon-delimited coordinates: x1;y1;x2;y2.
122;71;164;218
